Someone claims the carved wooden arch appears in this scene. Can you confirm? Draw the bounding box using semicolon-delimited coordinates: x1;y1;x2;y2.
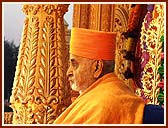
113;5;132;87
113;5;129;31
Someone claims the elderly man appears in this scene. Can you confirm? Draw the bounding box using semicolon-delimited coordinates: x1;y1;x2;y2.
54;28;145;124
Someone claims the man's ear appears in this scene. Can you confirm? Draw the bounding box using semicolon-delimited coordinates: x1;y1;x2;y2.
93;60;103;78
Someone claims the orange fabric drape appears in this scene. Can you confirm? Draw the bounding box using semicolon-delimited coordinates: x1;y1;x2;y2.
54;73;145;124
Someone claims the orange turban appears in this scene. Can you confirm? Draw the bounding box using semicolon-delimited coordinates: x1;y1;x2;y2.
70;28;117;60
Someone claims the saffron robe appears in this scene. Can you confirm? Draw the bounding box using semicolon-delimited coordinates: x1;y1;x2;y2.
54;73;145;124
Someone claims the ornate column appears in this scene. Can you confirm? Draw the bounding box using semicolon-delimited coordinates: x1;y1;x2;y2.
10;4;71;124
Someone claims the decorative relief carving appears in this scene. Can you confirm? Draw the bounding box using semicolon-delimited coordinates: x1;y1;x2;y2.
10;4;70;124
113;5;131;85
89;4;98;29
73;5;80;27
56;4;72;109
42;5;55;15
80;4;90;28
4;112;13;124
56;4;69;18
22;4;69;16
73;4;115;31
22;4;40;15
101;4;111;31
10;15;39;124
10;17;29;104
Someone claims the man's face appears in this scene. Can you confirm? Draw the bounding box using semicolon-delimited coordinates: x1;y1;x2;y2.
67;54;96;94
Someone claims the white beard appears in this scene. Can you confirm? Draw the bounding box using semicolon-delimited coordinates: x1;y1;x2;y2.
71;82;86;94
71;82;79;92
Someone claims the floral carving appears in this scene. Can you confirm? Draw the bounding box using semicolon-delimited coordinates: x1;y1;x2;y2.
10;16;39;124
10;4;70;124
42;5;56;15
22;5;40;15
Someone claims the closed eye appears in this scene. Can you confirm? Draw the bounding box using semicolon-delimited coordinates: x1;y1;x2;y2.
70;59;79;69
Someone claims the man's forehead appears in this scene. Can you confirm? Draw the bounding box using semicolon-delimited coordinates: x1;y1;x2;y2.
70;54;81;60
69;54;93;65
70;53;99;62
